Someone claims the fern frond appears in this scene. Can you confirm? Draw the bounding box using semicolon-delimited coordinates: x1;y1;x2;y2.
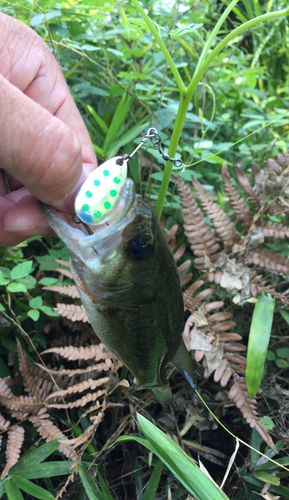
45;377;110;400
0;414;10;431
229;377;277;452
42;344;107;361
263;158;282;175
29;412;76;459
221;163;252;228
1;426;25;479
262;220;289;239
17;340;38;398
0;394;43;413
36;360;112;378
43;285;80;298
55;259;70;268
175;176;220;270
46;391;105;409
191;176;237;246
234;166;261;211
55;267;73;279
55;303;88;323
247;246;289;275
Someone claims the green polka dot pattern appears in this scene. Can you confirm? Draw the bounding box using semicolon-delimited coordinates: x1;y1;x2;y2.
74;157;127;225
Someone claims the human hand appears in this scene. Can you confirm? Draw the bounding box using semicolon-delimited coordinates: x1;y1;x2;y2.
0;13;97;247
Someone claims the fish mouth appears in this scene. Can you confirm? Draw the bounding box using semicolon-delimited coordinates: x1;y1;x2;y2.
40;178;136;262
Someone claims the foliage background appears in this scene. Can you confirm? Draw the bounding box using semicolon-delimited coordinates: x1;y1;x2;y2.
0;0;289;499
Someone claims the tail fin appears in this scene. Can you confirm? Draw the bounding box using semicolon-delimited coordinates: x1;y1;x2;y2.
171;340;196;389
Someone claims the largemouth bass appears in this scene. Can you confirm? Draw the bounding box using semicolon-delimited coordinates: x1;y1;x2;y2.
41;171;195;404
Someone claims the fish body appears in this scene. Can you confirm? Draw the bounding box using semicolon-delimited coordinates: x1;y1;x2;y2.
41;178;195;404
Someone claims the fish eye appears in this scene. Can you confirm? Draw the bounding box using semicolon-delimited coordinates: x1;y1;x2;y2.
127;237;154;260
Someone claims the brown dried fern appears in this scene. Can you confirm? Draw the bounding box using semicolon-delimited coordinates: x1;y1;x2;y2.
175;176;220;269
1;426;25;479
183;288;276;451
191;176;237;246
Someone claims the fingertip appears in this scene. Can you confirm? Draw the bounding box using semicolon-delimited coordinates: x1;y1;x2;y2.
3;194;54;237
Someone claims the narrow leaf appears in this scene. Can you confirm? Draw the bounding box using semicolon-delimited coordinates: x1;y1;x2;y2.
142;459;163;500
10;462;74;480
246;292;275;398
97;472;114;500
5;477;24;500
11;440;60;469
115;415;229;500
79;463;103;500
87;105;109;134
13;476;54;500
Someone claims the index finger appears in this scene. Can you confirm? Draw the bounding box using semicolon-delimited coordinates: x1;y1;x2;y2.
0;12;96;172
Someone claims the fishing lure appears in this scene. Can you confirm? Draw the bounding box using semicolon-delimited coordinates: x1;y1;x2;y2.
41;128;196;404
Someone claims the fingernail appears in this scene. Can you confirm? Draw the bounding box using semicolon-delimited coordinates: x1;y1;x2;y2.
4;226;36;231
64;168;90;212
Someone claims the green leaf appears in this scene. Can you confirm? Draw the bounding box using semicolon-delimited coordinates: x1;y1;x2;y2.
280;310;289;325
246;292;275;398
30;10;61;27
276;359;289;368
11;440;61;470
97;472;114;500
0;303;5;311
107;122;149;158
0;479;5;498
38;278;59;286
39;306;59;317
277;347;289;358
28;310;40;322
87;105;109;134
0;274;10;286
5;477;24;500
170;23;203;39
9;462;74;480
115;415;229;500
13;476;54;500
253;471;280;485
11;261;33;280
266;350;276;361
259;417;275;430
29;297;43;309
79;463;104;499
103;93;132;154
118;71;150;80
142;459;163;500
7;282;27;293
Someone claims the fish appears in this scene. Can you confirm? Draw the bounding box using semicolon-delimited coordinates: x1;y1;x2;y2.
41;176;196;404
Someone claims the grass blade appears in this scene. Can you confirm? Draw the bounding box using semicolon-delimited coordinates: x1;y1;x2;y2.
5;477;24;500
13;476;54;500
142;459;163;500
79;463;103;500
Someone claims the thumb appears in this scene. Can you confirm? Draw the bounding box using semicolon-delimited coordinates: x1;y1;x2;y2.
0;75;86;211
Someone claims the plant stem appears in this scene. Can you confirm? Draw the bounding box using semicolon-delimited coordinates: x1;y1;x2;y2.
130;0;186;93
188;6;289;97
156;91;190;216
131;0;289;217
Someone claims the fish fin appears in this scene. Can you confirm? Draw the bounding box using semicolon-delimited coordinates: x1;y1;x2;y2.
98;309;128;352
151;384;173;405
171;340;196;388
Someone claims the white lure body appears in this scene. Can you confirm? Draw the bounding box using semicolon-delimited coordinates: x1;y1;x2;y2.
75;156;128;225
